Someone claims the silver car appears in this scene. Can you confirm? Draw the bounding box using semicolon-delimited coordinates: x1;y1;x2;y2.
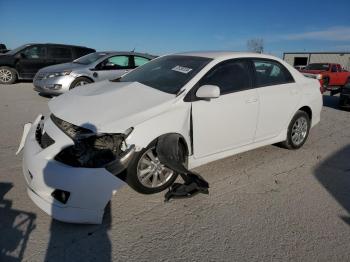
33;51;155;95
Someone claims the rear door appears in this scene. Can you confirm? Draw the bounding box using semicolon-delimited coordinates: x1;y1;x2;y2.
252;59;301;142
93;55;133;81
16;45;47;79
47;46;73;66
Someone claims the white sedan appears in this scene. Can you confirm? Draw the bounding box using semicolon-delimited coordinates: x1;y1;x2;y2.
19;52;322;223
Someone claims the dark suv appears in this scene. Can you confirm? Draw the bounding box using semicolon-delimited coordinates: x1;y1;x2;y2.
0;43;95;84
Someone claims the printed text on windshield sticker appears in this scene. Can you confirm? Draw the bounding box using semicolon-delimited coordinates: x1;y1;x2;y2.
172;65;193;74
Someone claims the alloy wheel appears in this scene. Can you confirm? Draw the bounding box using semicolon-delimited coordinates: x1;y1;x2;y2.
291;116;308;146
137;147;175;188
0;69;12;83
74;80;88;87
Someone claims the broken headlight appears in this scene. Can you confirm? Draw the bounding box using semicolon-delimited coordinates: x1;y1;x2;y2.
51;114;133;168
51;114;94;140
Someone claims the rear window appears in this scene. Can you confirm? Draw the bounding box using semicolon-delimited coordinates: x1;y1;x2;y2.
75;48;94;58
253;59;294;86
48;47;72;59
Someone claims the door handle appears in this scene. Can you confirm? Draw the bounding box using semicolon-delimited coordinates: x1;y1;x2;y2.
246;98;258;103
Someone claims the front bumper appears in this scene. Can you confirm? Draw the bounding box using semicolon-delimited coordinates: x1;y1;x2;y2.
33;75;75;95
21;115;132;224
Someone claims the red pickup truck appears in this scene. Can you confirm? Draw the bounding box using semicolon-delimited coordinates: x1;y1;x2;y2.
300;63;350;91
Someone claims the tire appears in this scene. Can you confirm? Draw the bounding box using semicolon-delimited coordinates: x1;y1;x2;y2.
0;66;17;84
281;110;310;150
322;77;329;90
126;140;179;194
69;77;92;89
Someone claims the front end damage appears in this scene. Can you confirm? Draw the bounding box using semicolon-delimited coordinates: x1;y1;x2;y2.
20;114;135;224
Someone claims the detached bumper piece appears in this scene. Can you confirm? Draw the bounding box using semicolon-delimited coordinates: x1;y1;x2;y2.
156;134;209;202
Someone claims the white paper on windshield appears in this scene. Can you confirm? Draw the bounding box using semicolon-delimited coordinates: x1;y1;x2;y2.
172;65;193;74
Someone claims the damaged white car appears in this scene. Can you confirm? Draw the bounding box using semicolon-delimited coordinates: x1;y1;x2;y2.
18;52;322;223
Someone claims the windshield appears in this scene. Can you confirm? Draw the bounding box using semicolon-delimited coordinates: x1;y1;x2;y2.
73;52;107;65
120;55;212;94
6;44;30;55
305;63;330;71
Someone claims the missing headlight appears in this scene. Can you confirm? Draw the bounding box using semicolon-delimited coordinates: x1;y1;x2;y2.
51;114;93;140
55;133;126;168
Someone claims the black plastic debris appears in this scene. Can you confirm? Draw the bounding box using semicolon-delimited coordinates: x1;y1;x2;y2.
156;134;209;202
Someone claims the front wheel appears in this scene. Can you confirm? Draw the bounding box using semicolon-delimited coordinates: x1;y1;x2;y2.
69;77;92;89
126;143;178;194
0;66;17;84
281;110;310;150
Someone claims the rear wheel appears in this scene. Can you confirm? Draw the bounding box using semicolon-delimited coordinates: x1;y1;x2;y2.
0;66;17;84
69;77;92;89
281;110;310;150
126;142;178;194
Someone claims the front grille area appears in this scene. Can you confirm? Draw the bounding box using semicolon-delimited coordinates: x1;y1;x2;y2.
35;124;55;149
35;73;45;81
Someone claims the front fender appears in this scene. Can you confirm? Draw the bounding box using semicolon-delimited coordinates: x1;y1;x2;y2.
125;103;191;153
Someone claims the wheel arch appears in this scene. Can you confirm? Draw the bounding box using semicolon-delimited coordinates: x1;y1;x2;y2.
298;105;312;121
75;75;94;83
0;65;19;77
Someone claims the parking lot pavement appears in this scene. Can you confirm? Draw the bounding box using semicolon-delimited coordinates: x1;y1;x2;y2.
1;82;350;261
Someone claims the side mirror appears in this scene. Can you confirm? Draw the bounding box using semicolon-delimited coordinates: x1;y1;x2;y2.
196;85;220;99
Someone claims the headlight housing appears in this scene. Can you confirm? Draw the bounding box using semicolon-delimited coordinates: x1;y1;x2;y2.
316;74;323;80
46;70;72;78
51;115;133;168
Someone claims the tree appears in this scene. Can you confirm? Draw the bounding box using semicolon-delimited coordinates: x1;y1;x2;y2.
247;38;264;53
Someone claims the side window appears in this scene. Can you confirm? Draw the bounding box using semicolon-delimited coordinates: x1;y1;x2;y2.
199;60;252;95
48;47;72;59
134;56;150;67
253;60;294;87
331;65;338;72
22;45;46;59
101;55;129;70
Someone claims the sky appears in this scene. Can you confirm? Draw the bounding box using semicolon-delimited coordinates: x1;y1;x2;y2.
0;0;350;57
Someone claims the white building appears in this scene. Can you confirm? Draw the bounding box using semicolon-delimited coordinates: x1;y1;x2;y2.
283;52;350;70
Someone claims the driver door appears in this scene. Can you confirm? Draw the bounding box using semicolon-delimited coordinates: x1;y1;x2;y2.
93;55;133;81
191;59;259;158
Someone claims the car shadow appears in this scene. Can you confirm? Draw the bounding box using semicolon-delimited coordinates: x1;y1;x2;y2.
314;145;350;225
37;92;53;98
322;93;340;110
0;182;36;261
42;122;113;261
44;202;112;261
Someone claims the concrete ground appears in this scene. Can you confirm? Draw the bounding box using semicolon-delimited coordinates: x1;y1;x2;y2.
1;82;350;262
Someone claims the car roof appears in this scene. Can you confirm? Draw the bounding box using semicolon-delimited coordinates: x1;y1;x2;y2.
174;51;279;60
94;51;156;58
26;43;93;49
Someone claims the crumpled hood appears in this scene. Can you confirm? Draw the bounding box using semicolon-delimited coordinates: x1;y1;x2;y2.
48;81;175;133
39;62;85;73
